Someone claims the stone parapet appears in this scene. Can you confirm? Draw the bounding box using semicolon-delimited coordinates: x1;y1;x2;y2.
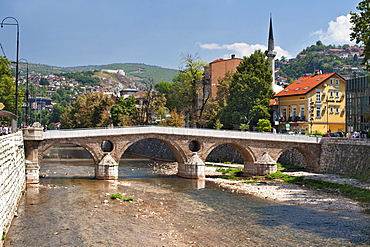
22;122;43;141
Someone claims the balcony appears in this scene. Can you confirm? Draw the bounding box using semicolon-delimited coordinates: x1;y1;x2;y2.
287;116;306;122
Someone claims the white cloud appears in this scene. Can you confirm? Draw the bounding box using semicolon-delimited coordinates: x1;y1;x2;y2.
197;42;292;59
312;14;355;44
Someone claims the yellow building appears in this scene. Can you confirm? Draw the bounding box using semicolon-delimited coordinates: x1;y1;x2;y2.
274;72;346;134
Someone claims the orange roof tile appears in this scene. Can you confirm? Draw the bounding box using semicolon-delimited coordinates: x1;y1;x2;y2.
270;98;278;106
274;72;337;97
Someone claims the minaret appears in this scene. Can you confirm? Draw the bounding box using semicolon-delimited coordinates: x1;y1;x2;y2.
265;15;277;89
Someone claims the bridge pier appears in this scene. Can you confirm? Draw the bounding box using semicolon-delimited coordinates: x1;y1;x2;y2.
95;153;118;180
178;152;205;179
243;152;277;176
23;123;44;184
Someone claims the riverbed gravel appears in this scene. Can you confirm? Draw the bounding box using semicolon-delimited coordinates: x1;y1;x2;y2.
203;166;370;213
150;162;370;213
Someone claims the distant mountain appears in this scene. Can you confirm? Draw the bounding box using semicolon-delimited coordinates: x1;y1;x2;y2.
22;63;179;84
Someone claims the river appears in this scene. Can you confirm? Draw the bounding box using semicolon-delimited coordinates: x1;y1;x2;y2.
4;146;370;246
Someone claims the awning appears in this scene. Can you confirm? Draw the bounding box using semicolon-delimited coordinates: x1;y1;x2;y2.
0;111;18;119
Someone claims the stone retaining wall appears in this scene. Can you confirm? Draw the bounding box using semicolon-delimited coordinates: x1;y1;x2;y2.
0;132;25;246
319;138;370;182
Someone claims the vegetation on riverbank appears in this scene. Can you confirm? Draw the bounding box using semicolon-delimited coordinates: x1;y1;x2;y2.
265;171;370;202
212;165;370;203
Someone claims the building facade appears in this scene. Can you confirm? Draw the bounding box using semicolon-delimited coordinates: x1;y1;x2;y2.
202;55;242;99
346;75;370;132
274;72;346;134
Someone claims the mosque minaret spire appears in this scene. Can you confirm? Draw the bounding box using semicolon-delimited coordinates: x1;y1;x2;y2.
265;15;277;89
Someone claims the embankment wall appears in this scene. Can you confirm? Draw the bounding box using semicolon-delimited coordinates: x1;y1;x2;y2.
319;138;370;182
0;132;25;245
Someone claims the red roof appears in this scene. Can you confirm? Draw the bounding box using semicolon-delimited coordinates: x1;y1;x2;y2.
270;98;278;106
274;72;337;97
212;59;224;63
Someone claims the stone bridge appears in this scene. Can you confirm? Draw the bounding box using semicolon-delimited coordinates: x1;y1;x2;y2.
22;125;322;184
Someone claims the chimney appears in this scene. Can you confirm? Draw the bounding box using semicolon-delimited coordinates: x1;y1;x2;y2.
231;54;235;59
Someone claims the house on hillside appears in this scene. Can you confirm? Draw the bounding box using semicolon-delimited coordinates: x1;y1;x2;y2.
273;71;346;134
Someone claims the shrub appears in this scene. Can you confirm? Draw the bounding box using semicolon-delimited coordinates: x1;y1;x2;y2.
110;193;123;199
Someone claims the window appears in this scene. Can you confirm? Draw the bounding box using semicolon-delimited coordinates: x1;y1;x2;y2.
316;106;321;118
316;91;321;103
335;79;340;87
330;78;334;86
335;90;340;99
329;90;334;99
335;106;340;115
281;108;287;122
330;106;334;115
292;107;297;117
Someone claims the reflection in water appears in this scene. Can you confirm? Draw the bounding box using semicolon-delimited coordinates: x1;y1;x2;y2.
4;148;370;246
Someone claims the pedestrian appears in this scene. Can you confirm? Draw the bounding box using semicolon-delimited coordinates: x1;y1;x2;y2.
3;125;8;135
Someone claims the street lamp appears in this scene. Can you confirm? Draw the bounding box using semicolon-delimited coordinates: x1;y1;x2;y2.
19;58;29;125
1;17;20;125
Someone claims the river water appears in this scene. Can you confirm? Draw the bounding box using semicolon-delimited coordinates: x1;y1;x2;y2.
4;147;370;246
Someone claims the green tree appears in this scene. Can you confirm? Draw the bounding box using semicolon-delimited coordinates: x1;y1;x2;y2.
167;54;208;127
220;50;274;129
39;78;50;85
110;94;137;126
155;81;173;99
0;57;18;114
351;0;370;70
48;105;65;125
61;92;113;128
257;119;272;132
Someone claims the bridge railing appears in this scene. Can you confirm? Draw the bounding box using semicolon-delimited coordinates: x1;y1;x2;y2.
43;126;322;143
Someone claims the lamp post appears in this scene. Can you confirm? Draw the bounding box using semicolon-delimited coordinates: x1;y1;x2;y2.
1;17;19;125
19;58;29;126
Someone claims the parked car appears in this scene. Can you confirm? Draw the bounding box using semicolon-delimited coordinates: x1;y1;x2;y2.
328;133;341;137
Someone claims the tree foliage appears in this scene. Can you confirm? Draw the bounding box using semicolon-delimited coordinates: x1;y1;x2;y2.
0;56;18;114
350;0;370;70
110;94;137;126
158;109;185;127
167;54;208;127
257;119;272;132
61;92;114;128
56;71;100;86
220;50;274;129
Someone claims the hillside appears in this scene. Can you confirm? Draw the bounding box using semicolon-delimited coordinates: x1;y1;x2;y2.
276;42;367;84
23;63;179;84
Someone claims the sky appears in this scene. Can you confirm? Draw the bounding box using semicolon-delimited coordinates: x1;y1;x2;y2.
0;0;361;70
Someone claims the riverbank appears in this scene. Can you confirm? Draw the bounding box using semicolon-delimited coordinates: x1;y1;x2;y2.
150;162;370;213
206;167;370;213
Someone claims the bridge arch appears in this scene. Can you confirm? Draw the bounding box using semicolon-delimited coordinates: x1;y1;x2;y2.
38;139;100;164
203;142;256;164
114;134;188;165
277;145;319;171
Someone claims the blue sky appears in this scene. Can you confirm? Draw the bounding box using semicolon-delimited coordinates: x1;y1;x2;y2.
0;0;360;70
